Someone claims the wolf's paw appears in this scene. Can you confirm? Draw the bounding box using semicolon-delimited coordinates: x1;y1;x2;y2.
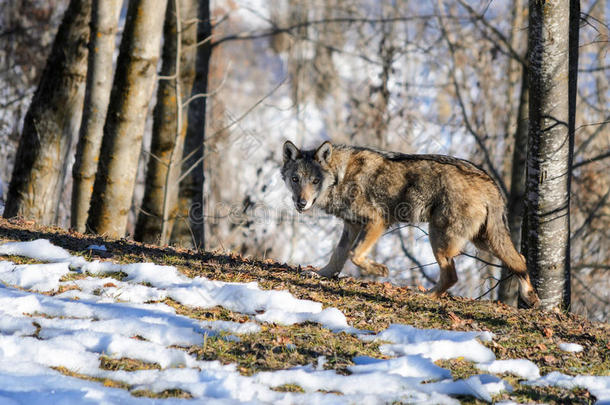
313;266;340;279
301;269;322;278
363;262;389;277
426;289;442;299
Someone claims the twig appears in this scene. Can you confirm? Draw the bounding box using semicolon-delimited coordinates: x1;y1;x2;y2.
436;0;509;197
475;273;514;300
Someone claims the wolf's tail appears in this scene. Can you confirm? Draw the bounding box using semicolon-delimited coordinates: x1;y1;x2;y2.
484;200;540;307
485;203;527;273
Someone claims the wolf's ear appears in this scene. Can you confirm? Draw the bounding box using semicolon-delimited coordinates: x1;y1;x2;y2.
314;141;333;165
283;140;300;163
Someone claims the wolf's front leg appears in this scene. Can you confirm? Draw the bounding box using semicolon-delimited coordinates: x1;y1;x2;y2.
317;222;360;278
350;219;389;277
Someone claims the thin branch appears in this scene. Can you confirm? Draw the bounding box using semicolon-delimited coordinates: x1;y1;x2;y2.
573;150;610;169
456;0;527;67
181;60;232;107
460;251;503;268
212;15;466;47
436;0;509;197
177;77;287;179
572;263;610;271
570;189;610;241
397;231;436;283
475;273;514;300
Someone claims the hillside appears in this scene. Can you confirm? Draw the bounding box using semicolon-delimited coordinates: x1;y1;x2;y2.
0;217;607;404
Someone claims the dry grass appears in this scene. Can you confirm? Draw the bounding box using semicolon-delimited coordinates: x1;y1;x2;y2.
0;217;607;403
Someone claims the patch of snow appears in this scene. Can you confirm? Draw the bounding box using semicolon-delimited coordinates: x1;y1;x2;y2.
349;355;451;380
0;261;71;292
558;342;584;353
365;324;496;363
527;372;610;405
86;245;107;251
0;239;87;267
421;374;513;403
477;359;541;380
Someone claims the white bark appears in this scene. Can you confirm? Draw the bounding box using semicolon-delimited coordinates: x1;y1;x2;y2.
524;0;574;310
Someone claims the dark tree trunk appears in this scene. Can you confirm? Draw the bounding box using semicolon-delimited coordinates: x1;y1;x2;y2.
135;0;199;244
170;0;211;248
71;0;122;232
499;70;529;306
4;0;90;224
87;0;168;237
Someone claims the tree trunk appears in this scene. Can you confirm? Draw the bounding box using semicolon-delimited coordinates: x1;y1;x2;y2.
4;0;90;224
170;0;211;248
499;0;527;306
134;0;199;244
71;0;122;232
87;0;168;238
501;0;526;184
499;70;529;306
523;0;577;311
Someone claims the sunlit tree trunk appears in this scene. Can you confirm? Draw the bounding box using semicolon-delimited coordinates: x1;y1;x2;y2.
87;0;168;237
71;0;122;232
523;0;578;311
170;0;211;248
135;0;198;244
4;0;90;224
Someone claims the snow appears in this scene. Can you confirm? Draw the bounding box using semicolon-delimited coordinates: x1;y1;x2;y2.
0;239;606;404
364;324;496;363
477;359;541;380
527;372;610;405
0;239;87;267
559;342;584;353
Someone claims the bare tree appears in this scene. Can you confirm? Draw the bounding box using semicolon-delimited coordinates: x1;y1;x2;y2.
87;0;168;237
135;0;198;244
4;0;90;223
71;0;122;232
523;0;578;310
500;69;529;306
170;0;212;248
498;0;528;306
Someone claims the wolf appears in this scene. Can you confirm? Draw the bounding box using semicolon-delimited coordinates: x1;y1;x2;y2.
281;140;540;307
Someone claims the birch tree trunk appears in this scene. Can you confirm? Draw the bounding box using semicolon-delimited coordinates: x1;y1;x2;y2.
523;0;578;311
4;0;90;224
134;0;198;244
71;0;122;232
170;0;211;248
87;0;168;237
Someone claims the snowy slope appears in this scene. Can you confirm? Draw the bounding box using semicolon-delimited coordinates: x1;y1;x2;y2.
0;239;607;404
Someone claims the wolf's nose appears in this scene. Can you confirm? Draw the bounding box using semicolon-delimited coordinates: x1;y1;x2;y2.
296;199;307;210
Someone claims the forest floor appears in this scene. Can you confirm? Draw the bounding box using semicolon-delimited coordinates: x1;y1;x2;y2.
0;217;608;404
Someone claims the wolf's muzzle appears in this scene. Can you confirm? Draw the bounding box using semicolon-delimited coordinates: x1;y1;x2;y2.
296;198;308;211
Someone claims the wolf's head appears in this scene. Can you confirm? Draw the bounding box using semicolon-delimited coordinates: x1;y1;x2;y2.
281;140;334;212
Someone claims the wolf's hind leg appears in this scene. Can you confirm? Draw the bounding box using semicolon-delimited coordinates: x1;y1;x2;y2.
317;222;360;278
350;220;389;277
428;227;464;298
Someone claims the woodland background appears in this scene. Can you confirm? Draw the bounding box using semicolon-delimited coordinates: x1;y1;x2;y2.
0;0;608;320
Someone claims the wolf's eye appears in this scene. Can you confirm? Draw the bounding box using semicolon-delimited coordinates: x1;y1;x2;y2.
291;176;299;183
312;178;320;184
